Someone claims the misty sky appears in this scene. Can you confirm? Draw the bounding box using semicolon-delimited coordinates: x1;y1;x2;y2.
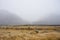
0;0;60;22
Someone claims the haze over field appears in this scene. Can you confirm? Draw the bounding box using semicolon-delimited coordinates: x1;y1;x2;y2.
0;0;60;25
0;10;29;25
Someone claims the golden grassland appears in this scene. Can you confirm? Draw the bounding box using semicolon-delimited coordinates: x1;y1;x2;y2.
0;25;60;40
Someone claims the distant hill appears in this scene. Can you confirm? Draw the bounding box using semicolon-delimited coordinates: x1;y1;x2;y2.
33;13;60;25
0;10;29;25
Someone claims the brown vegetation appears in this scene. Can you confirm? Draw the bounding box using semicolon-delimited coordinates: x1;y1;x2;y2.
0;25;60;40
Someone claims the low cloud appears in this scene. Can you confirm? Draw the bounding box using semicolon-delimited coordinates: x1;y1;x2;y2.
0;10;29;25
33;13;60;25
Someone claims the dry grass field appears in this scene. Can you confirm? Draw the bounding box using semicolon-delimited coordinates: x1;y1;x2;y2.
0;25;60;40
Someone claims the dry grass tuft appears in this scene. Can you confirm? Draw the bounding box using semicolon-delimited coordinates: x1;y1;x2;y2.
0;25;60;40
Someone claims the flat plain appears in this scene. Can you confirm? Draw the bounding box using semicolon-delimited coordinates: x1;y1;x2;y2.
0;25;60;40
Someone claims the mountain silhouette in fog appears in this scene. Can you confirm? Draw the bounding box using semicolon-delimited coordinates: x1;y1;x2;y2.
33;13;60;25
0;10;29;25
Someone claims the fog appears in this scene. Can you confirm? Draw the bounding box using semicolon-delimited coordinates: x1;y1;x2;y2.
0;10;29;25
33;13;60;25
0;0;60;25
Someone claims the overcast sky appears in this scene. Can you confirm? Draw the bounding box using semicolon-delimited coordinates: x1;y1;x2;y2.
0;0;60;22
